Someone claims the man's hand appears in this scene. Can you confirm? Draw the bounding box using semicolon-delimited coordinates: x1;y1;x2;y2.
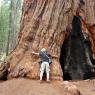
52;55;58;58
31;51;39;55
32;51;35;54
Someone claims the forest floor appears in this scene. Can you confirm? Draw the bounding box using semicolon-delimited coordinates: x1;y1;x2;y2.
0;78;95;95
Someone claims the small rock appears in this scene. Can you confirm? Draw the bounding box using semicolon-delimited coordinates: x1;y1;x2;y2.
63;81;82;95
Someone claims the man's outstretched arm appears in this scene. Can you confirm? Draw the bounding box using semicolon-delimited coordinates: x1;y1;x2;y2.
31;51;39;56
51;55;58;58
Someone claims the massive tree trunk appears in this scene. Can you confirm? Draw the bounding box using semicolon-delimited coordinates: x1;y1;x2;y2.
6;0;80;80
0;0;95;80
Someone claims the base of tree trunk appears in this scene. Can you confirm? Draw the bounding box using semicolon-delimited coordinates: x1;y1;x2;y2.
5;53;63;81
0;62;9;80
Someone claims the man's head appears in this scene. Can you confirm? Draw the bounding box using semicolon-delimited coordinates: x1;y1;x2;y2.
41;48;46;52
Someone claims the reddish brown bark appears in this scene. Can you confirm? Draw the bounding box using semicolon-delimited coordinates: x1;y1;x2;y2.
6;0;80;80
5;0;68;80
0;0;95;80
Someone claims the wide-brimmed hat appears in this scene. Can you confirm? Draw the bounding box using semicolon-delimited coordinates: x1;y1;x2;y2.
41;48;46;51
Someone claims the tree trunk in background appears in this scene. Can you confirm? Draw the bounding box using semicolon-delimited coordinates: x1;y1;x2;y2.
0;0;95;80
8;0;23;54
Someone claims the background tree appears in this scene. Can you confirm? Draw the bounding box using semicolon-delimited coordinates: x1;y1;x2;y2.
0;0;23;61
0;0;10;60
8;0;23;53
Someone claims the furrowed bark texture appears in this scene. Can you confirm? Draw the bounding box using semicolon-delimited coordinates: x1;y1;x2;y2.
0;0;95;80
6;0;79;80
84;0;95;58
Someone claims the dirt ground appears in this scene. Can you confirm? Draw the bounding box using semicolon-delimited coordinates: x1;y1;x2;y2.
71;79;95;95
0;78;95;95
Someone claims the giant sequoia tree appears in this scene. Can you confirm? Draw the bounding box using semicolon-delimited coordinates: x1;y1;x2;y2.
0;0;95;80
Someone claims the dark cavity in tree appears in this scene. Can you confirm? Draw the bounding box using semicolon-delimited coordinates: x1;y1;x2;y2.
60;16;94;80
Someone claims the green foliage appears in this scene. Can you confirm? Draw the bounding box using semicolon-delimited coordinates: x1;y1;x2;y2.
0;1;10;55
0;0;23;61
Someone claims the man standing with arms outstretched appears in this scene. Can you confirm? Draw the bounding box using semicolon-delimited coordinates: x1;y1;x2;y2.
32;48;52;83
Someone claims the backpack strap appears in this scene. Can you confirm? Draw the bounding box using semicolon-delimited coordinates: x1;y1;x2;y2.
42;51;50;59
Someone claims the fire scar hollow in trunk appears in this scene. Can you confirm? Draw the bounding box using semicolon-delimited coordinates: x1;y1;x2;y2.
60;16;94;80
